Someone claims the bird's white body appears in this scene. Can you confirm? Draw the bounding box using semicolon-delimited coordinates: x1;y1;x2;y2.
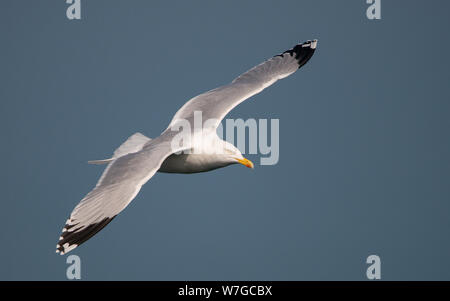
159;132;244;173
159;153;234;173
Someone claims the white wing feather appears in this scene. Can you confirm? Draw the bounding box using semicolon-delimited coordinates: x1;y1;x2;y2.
56;132;186;254
169;40;317;128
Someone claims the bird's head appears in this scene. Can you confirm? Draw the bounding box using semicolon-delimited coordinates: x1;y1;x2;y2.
221;141;254;169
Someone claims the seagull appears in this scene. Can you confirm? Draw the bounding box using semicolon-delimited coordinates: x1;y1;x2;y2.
56;39;317;254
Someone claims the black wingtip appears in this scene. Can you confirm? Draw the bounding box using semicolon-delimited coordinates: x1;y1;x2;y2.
277;39;318;68
302;39;318;50
55;217;115;255
291;39;317;68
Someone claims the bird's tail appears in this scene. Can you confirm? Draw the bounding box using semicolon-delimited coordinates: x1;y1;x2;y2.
88;132;152;164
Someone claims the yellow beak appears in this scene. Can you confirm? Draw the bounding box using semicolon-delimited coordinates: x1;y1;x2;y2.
236;157;254;169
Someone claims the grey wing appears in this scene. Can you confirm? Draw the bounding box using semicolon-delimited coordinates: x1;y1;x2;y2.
56;134;183;254
168;40;317;128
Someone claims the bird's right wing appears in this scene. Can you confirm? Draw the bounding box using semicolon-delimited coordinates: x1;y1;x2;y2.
168;40;317;129
56;132;184;255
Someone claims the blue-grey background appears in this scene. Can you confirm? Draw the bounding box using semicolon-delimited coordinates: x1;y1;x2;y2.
1;0;449;280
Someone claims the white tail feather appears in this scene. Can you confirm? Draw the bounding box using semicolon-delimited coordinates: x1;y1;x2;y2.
88;132;151;164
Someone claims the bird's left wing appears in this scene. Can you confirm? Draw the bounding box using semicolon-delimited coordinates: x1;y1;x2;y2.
56;132;184;254
168;40;317;129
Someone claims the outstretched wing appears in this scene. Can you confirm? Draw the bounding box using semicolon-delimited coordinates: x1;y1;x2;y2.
56;133;183;254
169;40;317;128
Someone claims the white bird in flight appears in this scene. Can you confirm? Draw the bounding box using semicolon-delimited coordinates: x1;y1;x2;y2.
56;39;317;254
